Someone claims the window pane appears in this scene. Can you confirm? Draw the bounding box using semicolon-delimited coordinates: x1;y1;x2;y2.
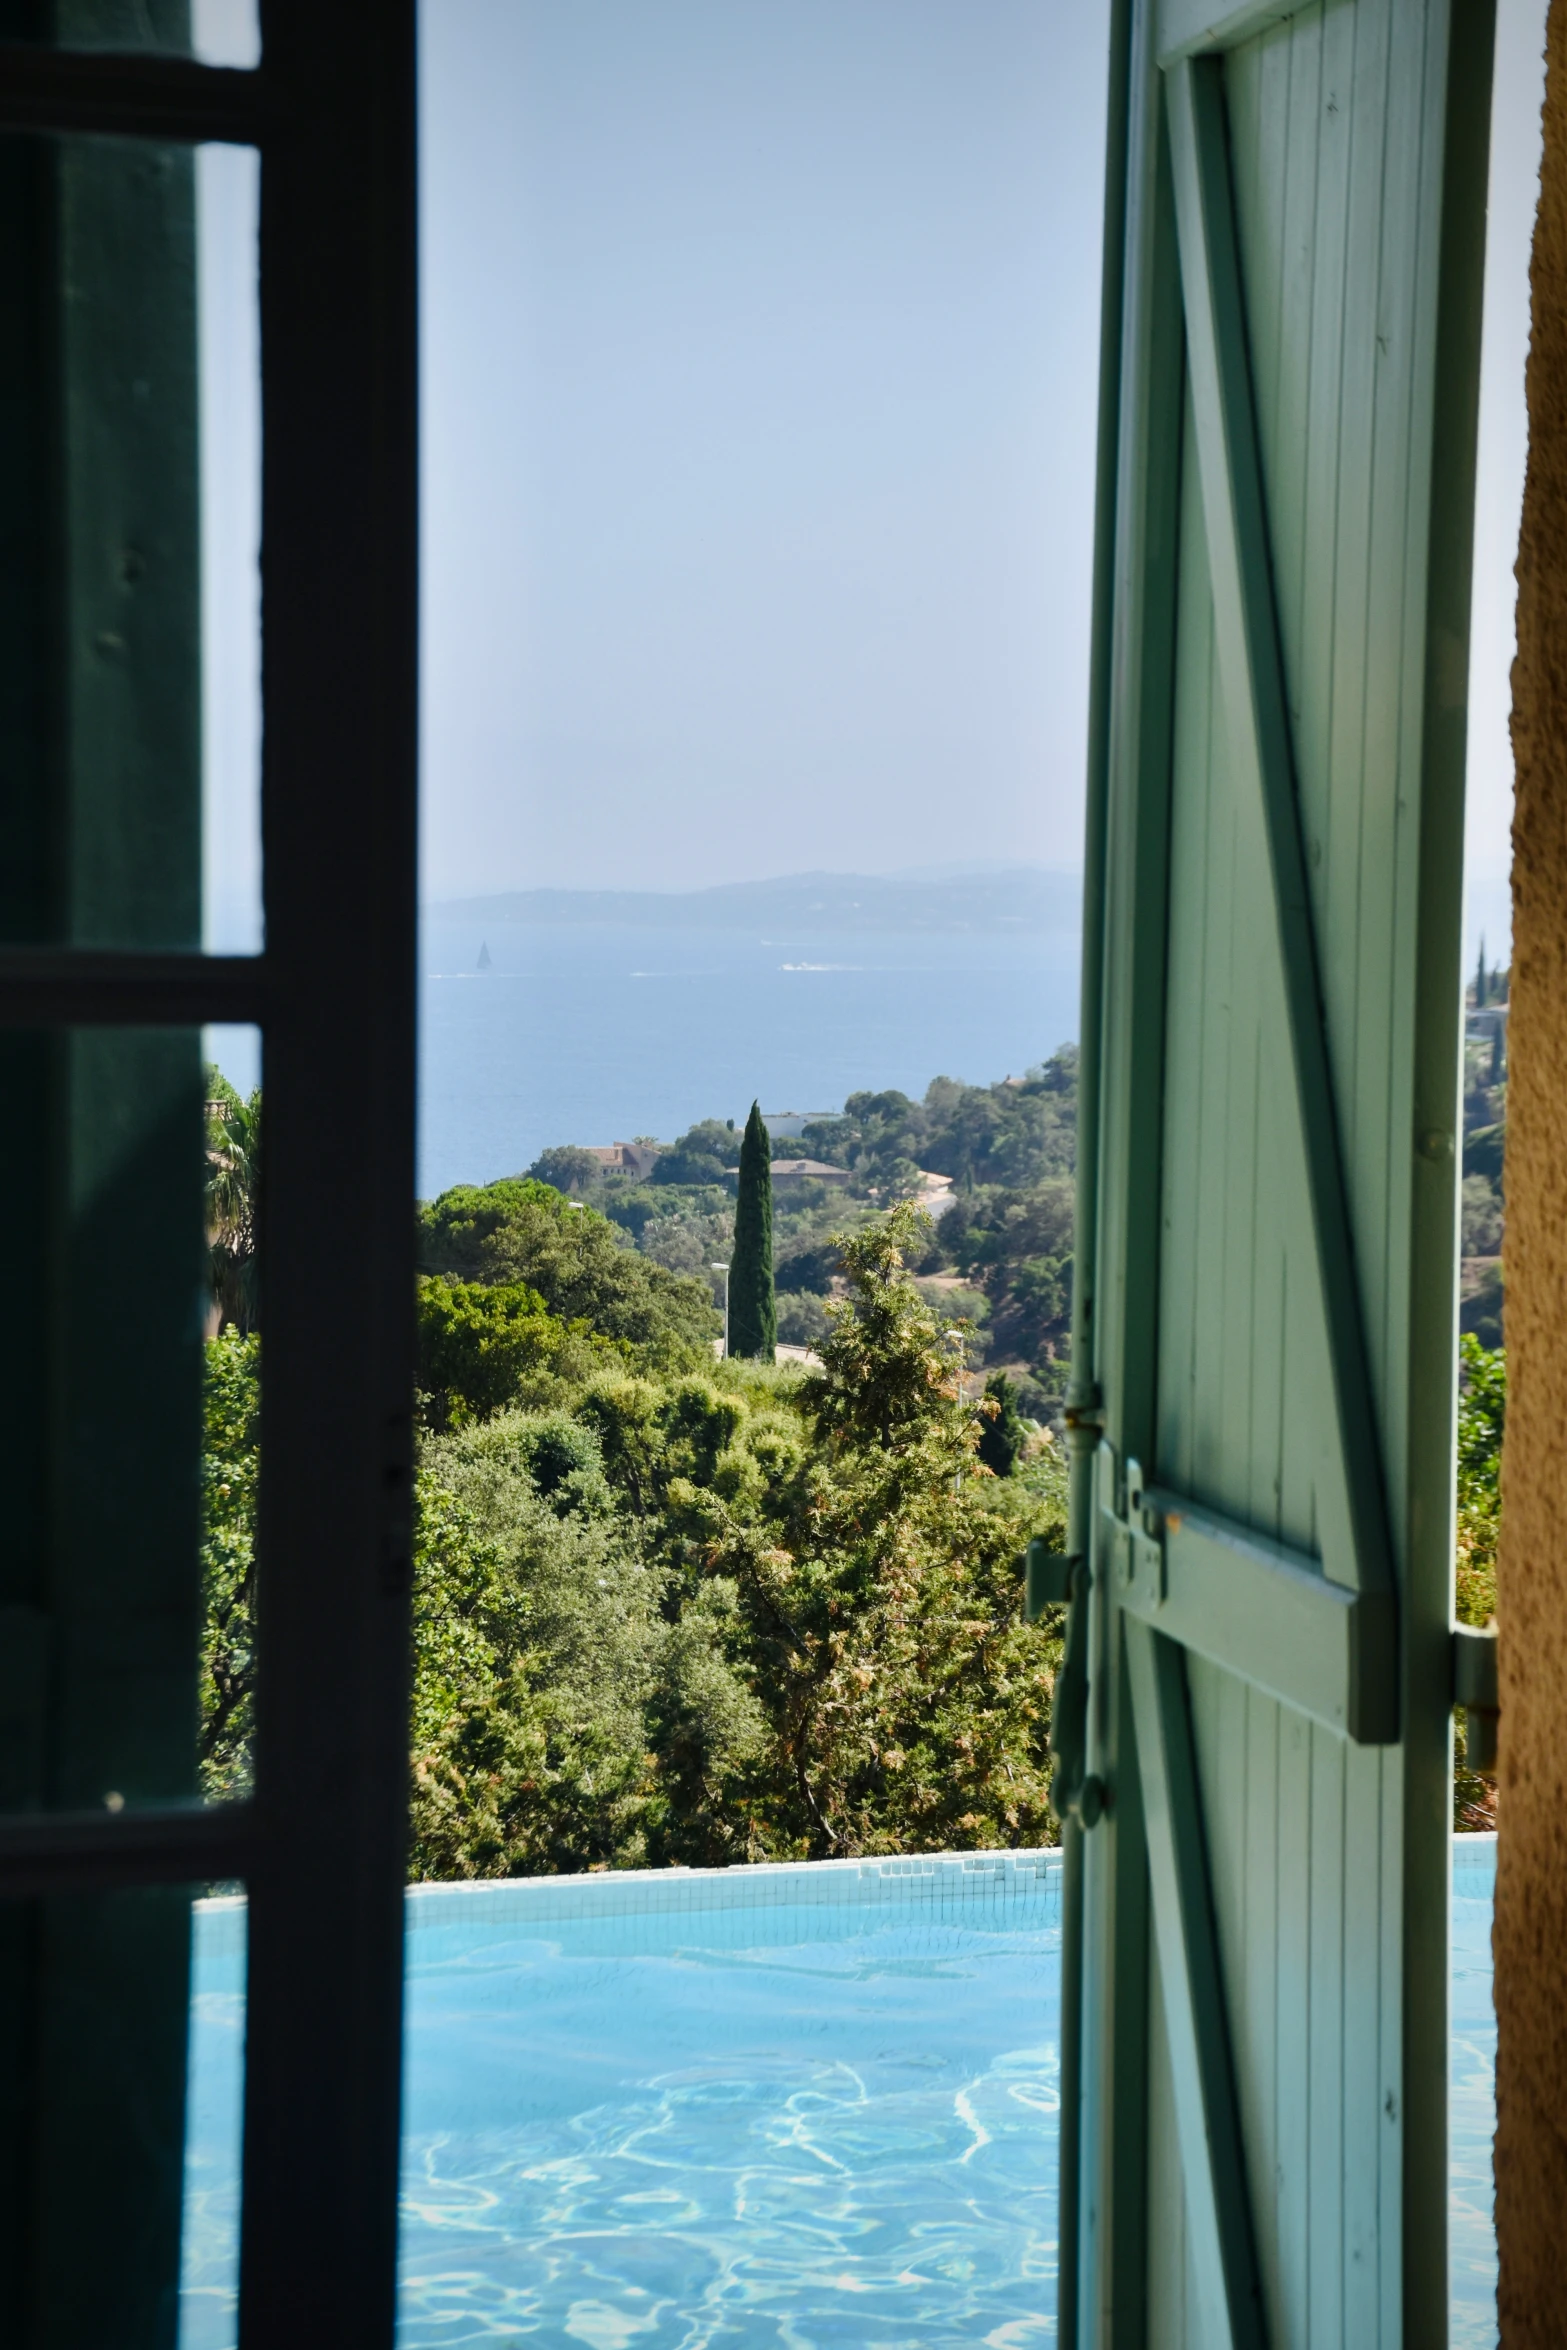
198;144;262;953
200;1030;262;1804
180;1886;247;2350
0;131;261;951
0;1882;232;2343
410;2;1106;2336
0;0;259;66
0;1025;262;1815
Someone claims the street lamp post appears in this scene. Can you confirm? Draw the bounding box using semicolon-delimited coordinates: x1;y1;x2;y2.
710;1262;730;1359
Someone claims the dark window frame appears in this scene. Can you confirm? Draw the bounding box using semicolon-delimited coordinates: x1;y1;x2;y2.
0;11;419;2342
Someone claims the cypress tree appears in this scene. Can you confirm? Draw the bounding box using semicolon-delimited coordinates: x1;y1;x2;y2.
728;1100;775;1360
977;1369;1028;1477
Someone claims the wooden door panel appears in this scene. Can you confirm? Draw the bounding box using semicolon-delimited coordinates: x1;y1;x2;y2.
1226;0;1431;1456
1158;393;1332;1563
1139;6;1466;2337
1140;1680;1400;2350
1069;0;1490;2340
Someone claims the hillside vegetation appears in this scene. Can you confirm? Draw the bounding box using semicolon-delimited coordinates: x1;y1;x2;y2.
538;1049;1081;1421
202;994;1505;1862
202;1175;1067;1872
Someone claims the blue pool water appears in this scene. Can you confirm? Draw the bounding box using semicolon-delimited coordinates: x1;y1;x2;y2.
178;1839;1498;2348
1451;1833;1499;2347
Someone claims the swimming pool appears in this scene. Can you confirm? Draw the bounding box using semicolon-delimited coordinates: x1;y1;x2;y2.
1451;1832;1499;2348
178;1838;1498;2347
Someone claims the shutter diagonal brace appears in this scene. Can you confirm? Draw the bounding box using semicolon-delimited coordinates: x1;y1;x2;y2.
1125;1615;1269;2350
1162;55;1398;1687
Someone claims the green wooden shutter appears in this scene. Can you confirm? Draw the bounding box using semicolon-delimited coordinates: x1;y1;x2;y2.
1060;2;1493;2342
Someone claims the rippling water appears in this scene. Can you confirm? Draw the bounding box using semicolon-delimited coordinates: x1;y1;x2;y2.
179;1841;1498;2349
1450;1834;1498;2349
396;1881;1061;2346
181;1856;1061;2348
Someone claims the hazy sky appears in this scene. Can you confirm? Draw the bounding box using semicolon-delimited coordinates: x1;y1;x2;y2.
419;0;1113;897
1465;0;1549;967
418;0;1546;943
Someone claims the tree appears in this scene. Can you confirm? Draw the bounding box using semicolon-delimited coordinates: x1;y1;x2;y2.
415;1277;603;1430
1454;1334;1505;1828
977;1370;1028;1476
206;1087;261;1334
1456;1333;1505;1565
650;1119;733;1186
937;1179;1075;1366
419;1177;718;1358
1461;1174;1503;1259
409;1415;665;1878
528;1145;603;1196
711;1200;1064;1855
728;1100;775;1360
199;1325;260;1798
574;1207;1068;1861
199;1197;1070;1869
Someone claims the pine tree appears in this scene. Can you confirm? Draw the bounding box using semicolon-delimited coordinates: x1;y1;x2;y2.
1476;939;1489;1008
728;1101;776;1360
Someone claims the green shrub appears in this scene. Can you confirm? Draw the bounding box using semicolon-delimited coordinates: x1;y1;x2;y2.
416;1276;603;1429
199;1326;260;1800
419;1177;718;1358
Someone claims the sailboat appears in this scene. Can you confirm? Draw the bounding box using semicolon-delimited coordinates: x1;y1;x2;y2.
476;940;492;972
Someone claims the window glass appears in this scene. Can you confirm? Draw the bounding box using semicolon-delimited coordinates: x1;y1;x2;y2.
0;1883;246;2348
198;143;262;953
0;0;259;66
0;131;261;952
0;1024;261;1817
179;1887;247;2350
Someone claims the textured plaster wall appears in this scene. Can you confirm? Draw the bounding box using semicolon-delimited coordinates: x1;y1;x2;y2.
1498;2;1567;2334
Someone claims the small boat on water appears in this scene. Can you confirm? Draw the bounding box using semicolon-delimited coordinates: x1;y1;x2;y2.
476;940;492;972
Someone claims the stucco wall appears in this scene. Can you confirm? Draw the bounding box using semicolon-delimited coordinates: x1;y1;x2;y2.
1497;3;1567;2335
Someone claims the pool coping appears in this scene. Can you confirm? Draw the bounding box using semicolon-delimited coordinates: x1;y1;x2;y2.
194;1844;1064;1936
401;1842;1061;1927
196;1831;1497;1932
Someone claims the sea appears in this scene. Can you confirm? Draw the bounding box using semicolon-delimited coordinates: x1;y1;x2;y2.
414;911;1081;1198
205;883;1084;1198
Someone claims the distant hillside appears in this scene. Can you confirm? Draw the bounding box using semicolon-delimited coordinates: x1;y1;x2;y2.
433;867;1083;937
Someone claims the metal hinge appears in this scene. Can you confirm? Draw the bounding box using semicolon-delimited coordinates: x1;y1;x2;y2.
1044;1441;1166;1832
1103;1450;1166;1612
1452;1622;1499;1773
1022;1544;1106;1829
1023;1535;1072;1620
